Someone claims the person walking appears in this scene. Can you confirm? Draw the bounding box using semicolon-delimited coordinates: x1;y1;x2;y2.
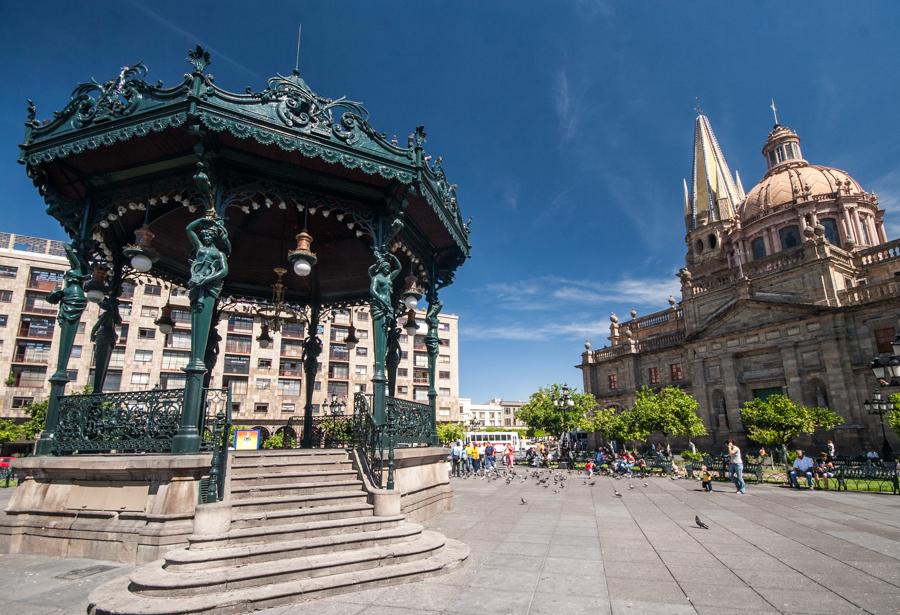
463;441;474;476
450;440;462;477
504;443;514;470
727;439;746;494
484;442;495;472
470;442;482;475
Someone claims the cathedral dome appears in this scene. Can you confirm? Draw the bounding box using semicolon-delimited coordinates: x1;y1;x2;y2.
741;163;864;221
740;123;865;222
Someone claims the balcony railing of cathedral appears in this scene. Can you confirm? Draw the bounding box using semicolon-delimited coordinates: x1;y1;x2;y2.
628;307;684;331
858;238;900;267
836;277;899;307
591;344;632;362
637;331;686;353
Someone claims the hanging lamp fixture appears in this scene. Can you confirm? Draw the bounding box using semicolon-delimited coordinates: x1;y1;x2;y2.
84;265;109;303
154;285;175;335
288;206;317;277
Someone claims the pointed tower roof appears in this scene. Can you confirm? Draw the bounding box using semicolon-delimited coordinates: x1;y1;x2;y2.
687;113;742;230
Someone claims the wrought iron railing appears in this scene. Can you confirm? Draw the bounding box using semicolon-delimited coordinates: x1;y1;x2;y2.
52;387;229;455
200;388;232;503
349;393;436;490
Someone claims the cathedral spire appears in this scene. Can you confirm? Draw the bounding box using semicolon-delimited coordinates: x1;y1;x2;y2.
687;111;742;230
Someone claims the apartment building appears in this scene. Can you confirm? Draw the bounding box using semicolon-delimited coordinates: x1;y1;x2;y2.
0;232;461;432
458;398;526;428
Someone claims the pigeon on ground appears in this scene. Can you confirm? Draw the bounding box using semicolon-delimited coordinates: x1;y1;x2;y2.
629;484;634;490
614;490;622;497
520;497;527;505
589;481;595;486
695;515;709;529
643;482;648;487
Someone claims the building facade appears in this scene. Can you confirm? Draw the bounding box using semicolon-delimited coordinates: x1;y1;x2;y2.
0;232;461;433
579;114;900;454
458;398;526;428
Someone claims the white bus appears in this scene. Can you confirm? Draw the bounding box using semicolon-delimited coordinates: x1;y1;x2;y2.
464;431;524;452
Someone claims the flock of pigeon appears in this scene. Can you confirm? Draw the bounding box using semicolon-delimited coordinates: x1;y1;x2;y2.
456;466;712;531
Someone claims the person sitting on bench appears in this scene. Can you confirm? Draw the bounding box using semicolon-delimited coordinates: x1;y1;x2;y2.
789;450;815;489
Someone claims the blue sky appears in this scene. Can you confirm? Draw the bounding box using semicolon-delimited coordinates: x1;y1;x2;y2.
1;2;899;403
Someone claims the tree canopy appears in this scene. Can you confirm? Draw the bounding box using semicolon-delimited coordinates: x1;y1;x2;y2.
517;384;595;441
888;392;900;439
629;386;707;444
436;422;465;445
739;394;843;449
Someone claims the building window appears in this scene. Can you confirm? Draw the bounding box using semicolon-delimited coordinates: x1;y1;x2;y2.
66;369;78;381
171;309;190;325
355;365;367;376
439;322;450;332
282;403;295;413
875;327;896;354
414;387;429;402
356;346;368;357
256;377;270;390
281;339;304;357
227;314;254;332
439;355;450;365
0;290;12;303
608;374;618;390
860;217;871;244
119;303;133;320
140;305;158;318
398;385;408;394
134;349;153;362
329;363;350;379
357;329;368;340
225;377;249;395
439;387;451;397
820;218;841;246
314;381;322;391
11;396;33;408
778;225;801;250
225;334;252;354
278;379;301;396
0;315;6;327
254;403;269;413
231;402;241;414
398;368;408;377
327;381;349;398
71;345;82;358
751;237;766;260
28;268;64;291
281;321;305;338
131;372;150;385
77;322;86;335
354;383;367;393
258;358;272;369
670;363;684;381
0;265;17;278
161;350;190;370
161;373;186;389
143;284;162;296
138;327;156;340
439;370;450;379
648;367;659;385
167;330;191;349
224;354;250;374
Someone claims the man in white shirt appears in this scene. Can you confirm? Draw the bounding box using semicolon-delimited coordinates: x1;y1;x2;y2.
789;450;815;488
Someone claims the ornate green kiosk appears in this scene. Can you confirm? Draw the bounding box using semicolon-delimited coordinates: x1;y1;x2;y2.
1;46;470;587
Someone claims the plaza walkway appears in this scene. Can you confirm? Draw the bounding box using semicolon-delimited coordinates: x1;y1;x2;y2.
1;470;899;614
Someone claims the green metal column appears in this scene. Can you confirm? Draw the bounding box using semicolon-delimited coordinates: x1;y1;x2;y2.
425;287;442;446
35;242;90;455
385;323;400;397
301;306;322;448
369;248;401;425
172;215;230;454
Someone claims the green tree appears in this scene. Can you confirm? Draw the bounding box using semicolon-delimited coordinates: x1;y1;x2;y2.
19;399;48;441
517;384;595;455
436;422;465;445
888;392;900;440
589;407;647;452
629;386;707;454
0;418;22;443
262;431;284;449
739;394;844;463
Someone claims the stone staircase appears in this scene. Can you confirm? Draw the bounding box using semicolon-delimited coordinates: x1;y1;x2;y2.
88;449;467;615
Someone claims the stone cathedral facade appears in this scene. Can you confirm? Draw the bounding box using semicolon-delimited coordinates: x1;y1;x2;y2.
579;113;900;454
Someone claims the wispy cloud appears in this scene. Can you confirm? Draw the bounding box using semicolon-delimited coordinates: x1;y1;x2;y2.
467;274;680;341
125;0;264;82
500;179;520;212
871;167;900;236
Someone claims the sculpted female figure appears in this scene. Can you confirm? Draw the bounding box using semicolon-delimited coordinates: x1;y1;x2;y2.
368;249;401;325
46;244;89;325
186;215;231;306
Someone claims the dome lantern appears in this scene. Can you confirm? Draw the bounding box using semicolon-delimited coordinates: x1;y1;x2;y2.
762;124;804;173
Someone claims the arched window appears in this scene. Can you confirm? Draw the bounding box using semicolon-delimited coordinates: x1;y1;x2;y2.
708;234;717;249
751;237;766;260
820;218;840;246
695;239;704;255
710;389;729;430
779;225;801;250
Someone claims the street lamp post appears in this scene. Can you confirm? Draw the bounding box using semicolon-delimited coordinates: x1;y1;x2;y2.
555;384;575;470
866;329;899;460
863;389;894;461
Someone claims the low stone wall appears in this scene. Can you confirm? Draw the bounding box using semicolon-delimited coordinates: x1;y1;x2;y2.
350;447;453;522
0;454;211;564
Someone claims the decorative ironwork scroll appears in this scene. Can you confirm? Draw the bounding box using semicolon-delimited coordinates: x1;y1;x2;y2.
385;396;435;446
53;388;185;454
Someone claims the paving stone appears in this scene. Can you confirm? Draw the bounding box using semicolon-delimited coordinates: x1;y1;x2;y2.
528;591;610;615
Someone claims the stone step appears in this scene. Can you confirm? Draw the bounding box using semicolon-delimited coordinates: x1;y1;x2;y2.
229;450;350;466
88;537;469;615
229;490;367;512
229;459;354;475
166;521;423;569
230;479;364;501
230;502;374;528
230;468;359;485
190;514;405;549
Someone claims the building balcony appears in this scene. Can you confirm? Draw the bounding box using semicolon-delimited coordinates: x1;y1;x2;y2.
26;279;61;292
279;369;303;378
17;326;54;340
12;354;49;365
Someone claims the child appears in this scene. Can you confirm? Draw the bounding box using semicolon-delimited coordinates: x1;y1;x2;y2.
585;459;594;478
700;464;713;492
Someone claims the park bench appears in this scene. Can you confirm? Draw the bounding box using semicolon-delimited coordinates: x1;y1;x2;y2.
834;462;898;494
634;456;673;475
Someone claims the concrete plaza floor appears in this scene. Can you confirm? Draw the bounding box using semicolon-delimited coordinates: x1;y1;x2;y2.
1;470;899;615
